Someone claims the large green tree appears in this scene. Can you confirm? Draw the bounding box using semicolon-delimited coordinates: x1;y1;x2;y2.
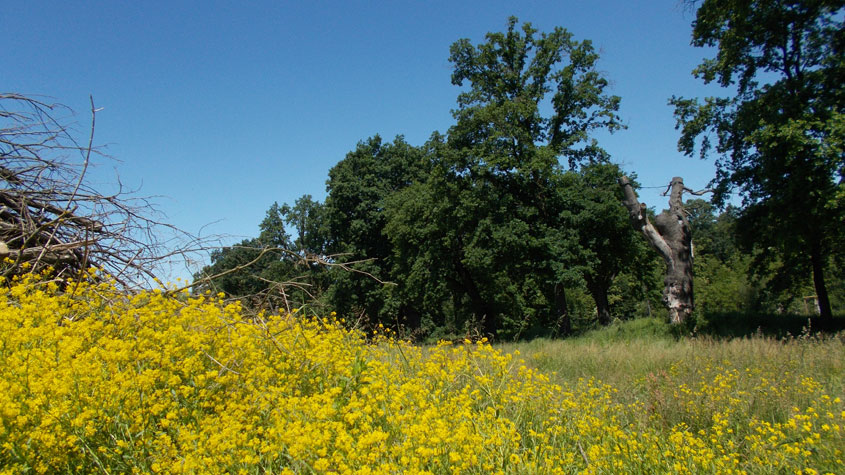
559;164;648;325
448;17;623;168
386;17;624;338
323;135;429;326
671;0;844;318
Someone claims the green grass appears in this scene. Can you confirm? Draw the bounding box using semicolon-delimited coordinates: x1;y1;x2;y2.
500;318;845;434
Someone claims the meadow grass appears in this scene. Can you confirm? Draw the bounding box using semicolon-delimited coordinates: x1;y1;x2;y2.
501;319;844;433
1;275;842;474
501;318;844;396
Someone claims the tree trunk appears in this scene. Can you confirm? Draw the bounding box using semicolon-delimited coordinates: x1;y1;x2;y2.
585;277;612;326
619;176;694;324
810;240;833;319
554;283;571;336
642;282;653;317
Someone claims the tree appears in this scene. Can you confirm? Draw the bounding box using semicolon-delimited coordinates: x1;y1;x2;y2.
194;199;330;311
279;195;328;258
560;164;647;325
671;0;844;318
195;203;295;306
386;17;624;338
323;135;429;325
448;17;623;168
619;177;701;324
197;237;281;300
384;137;478;337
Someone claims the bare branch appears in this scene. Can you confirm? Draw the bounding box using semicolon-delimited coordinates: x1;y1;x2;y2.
0;93;217;288
620;177;673;264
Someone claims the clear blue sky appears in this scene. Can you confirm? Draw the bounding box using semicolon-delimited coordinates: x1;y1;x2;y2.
5;0;728;278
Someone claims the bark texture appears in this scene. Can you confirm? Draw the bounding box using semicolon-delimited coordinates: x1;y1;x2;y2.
619;177;694;324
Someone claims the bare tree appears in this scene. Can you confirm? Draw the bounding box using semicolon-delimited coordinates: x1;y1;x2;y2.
0;93;202;287
619;176;709;324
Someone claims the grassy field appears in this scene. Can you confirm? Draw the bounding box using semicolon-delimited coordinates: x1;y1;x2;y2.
501;318;844;440
502;317;844;400
1;275;843;474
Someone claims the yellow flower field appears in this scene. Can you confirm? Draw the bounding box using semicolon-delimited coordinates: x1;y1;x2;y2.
0;273;842;474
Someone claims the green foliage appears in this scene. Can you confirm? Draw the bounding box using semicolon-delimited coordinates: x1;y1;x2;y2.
558;164;651;325
382;18;627;339
195;237;283;299
695;255;757;313
685;199;740;261
192;18;808;338
671;0;845;317
687;197;845;319
196;12;845;338
685;199;754;313
447;17;623;168
193;18;666;340
195;199;329;310
280;194;328;257
608;264;663;320
323;135;430;326
682;199;845;335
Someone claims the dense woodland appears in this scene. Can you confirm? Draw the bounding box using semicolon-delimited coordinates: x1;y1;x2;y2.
195;4;844;341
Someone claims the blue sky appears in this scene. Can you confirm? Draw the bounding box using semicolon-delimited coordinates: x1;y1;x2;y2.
5;0;728;277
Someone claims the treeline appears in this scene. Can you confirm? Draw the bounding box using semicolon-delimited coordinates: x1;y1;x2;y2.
196;140;658;340
196;11;844;340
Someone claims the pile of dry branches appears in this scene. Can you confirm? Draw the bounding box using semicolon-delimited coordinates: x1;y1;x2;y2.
0;93;196;286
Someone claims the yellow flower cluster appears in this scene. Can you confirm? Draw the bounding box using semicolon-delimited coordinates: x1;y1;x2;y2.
0;273;841;474
635;357;844;474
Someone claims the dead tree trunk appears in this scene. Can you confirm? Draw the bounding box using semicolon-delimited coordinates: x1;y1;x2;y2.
619;176;694;324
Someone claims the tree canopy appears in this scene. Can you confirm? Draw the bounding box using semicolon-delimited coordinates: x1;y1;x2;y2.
194;12;844;340
671;0;844;318
447;17;624;169
197;18;640;339
323;135;430;325
382;17;627;338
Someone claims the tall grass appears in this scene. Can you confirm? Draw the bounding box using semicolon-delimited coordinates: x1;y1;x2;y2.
503;318;845;433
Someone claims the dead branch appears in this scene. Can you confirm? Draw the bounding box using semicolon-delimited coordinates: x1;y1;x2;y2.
0;93;213;287
172;246;393;296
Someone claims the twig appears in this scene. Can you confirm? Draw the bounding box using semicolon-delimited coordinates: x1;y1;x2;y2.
577;441;590;467
0;93;220;288
201;350;242;375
